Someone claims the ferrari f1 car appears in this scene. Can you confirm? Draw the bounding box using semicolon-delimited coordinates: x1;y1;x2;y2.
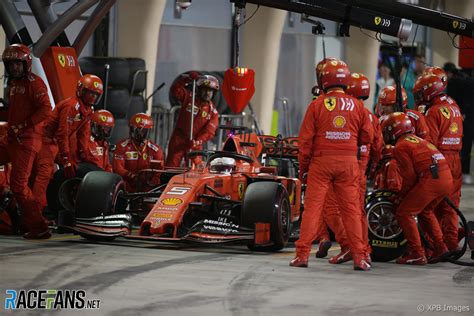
58;132;302;251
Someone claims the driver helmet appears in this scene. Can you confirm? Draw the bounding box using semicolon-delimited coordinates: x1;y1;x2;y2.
209;157;236;174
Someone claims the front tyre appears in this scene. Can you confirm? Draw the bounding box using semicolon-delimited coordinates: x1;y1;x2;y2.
241;182;291;251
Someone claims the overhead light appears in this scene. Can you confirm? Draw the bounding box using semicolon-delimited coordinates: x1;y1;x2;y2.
174;0;192;19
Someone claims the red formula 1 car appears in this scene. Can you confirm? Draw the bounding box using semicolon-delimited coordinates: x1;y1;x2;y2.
58;133;302;251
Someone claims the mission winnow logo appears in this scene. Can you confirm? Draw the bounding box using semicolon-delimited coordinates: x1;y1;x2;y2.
4;289;100;310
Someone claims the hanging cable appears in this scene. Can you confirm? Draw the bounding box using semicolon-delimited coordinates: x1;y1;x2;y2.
239;5;260;27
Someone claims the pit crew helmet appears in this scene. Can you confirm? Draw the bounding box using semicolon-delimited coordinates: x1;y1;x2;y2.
317;58;350;91
413;73;445;105
346;72;370;100
129;113;153;145
381;112;414;145
196;75;219;91
77;74;104;106
424;66;448;90
91;110;115;140
2;44;32;77
378;86;408;110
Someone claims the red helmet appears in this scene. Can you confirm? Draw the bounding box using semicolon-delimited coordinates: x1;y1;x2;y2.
315;57;337;88
381;112;414;145
424;66;447;90
413;74;444;104
196;75;219;91
91;110;115;140
346;73;370;100
2;44;32;75
317;58;350;91
378;85;408;109
77;74;104;106
129;113;153;144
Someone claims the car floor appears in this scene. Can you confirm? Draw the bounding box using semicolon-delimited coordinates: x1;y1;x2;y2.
1;186;473;316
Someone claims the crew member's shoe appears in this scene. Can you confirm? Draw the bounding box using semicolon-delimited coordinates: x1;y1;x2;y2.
328;248;352;264
23;230;52;240
315;240;332;258
427;244;449;264
354;259;371;271
289;256;309;268
396;251;427;265
365;253;372;265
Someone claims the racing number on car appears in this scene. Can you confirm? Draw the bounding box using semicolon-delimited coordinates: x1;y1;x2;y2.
167;186;191;195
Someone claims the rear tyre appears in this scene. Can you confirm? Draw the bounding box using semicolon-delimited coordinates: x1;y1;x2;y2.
365;190;406;262
241;182;291;252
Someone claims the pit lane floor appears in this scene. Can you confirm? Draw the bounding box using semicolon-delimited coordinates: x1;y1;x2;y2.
1;186;473;316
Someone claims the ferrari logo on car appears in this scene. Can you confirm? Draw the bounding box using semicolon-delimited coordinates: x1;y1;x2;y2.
453;20;459;29
324;98;336;111
440;106;451;119
161;198;183;206
374;16;381;26
238;183;244;199
58;54;66;67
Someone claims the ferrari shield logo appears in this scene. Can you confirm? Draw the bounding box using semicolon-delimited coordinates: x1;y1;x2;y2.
58;54;66;67
440;106;451;119
238;183;244;199
143;153;148;160
136;117;141;124
404;136;420;144
453;20;459;29
324;97;336;111
374;17;381;26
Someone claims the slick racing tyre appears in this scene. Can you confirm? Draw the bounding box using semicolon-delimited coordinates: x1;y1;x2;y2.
74;171;128;241
75;171;127;219
242;181;291;251
365;190;406;262
46;163;103;220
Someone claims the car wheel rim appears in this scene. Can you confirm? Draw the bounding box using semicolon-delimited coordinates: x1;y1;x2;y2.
280;198;290;237
367;201;402;240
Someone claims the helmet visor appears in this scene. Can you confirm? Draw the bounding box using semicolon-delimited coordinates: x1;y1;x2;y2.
130;126;150;144
82;89;102;106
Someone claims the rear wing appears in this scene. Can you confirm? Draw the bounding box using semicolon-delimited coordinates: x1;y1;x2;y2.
258;135;299;159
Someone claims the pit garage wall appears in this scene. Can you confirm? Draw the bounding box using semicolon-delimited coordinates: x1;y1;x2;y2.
154;1;232;108
116;0;166;113
274;17;342;137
